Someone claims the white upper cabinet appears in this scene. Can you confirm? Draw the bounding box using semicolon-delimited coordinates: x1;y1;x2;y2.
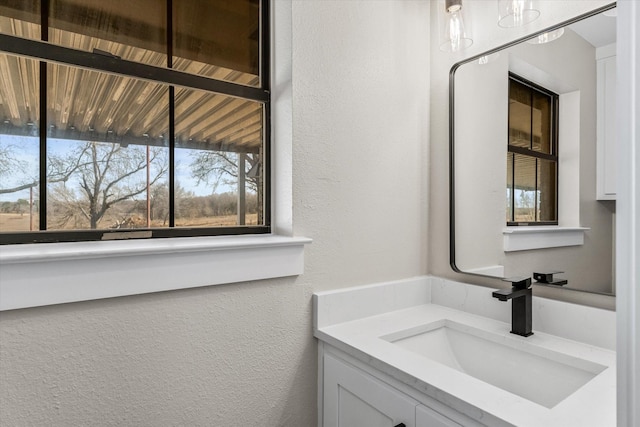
596;43;617;200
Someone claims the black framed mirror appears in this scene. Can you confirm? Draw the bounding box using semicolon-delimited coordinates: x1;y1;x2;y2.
449;3;617;296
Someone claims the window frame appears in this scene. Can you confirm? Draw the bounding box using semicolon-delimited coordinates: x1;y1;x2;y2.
0;0;310;311
0;0;272;244
506;72;560;226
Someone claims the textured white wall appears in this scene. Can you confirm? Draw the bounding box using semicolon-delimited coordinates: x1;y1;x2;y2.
0;1;430;426
292;0;430;292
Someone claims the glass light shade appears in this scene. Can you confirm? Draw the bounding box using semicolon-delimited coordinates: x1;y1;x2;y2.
478;52;500;65
527;28;565;44
498;0;540;28
439;0;473;52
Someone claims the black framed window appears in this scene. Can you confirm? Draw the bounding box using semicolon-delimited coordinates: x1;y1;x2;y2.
506;73;558;225
0;0;270;244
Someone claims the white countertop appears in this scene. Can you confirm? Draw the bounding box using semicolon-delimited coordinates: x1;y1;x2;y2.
315;302;616;427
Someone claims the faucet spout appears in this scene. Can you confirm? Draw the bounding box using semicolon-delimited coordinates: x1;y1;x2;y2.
492;277;533;337
492;287;529;301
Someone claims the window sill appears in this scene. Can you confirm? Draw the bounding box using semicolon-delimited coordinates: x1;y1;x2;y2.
503;226;589;252
0;235;312;311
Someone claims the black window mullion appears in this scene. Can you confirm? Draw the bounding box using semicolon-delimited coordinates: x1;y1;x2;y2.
38;61;47;231
554;96;559;155
508;145;557;162
38;0;49;231
167;0;175;228
261;0;271;227
41;0;48;42
167;0;173;68
531;85;536;223
534;158;539;221
262;101;271;227
168;87;175;228
510;153;515;222
261;0;270;91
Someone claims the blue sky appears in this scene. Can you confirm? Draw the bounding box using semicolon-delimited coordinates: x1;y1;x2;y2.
0;135;236;203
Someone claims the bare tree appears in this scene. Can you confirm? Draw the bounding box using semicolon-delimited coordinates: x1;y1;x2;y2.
0;141;88;195
190;151;261;193
49;142;168;229
0;143;35;195
189;151;263;223
148;182;170;225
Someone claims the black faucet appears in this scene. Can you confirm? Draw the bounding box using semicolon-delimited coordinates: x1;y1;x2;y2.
533;270;568;286
492;277;533;337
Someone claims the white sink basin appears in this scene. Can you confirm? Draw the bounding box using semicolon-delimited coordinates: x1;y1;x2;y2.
382;320;607;408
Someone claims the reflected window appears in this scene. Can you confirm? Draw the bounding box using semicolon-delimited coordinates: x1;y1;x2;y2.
506;74;558;225
0;0;269;243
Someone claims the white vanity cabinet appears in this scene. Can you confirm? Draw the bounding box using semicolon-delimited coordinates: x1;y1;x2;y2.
321;347;473;427
323;352;418;427
416;405;463;427
596;43;617;200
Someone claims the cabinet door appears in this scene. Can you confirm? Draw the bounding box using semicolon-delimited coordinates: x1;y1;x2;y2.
596;52;617;200
323;353;417;427
416;404;463;427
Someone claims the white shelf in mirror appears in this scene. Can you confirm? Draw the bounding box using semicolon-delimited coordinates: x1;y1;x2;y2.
503;226;590;252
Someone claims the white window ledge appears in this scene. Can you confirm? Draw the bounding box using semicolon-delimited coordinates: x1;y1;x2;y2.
503;226;589;252
0;235;312;311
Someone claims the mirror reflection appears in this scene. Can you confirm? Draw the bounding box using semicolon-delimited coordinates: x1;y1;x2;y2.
451;6;616;295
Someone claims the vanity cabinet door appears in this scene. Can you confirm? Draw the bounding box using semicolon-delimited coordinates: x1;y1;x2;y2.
323;353;418;427
416;404;463;427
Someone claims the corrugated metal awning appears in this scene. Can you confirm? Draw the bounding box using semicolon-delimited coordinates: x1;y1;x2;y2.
0;16;263;154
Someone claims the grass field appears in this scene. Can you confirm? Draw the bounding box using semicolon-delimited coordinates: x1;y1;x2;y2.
0;213;259;232
0;213;38;232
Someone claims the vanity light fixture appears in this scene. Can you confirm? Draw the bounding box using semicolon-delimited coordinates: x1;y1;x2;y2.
439;0;473;52
497;0;540;28
527;28;565;44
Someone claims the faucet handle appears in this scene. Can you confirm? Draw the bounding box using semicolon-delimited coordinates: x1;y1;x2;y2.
533;271;567;286
502;276;532;289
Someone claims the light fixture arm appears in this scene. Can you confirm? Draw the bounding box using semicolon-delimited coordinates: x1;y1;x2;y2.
445;0;462;13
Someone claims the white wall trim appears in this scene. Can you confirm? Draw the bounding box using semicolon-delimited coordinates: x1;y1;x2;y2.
616;1;639;425
558;91;581;224
0;235;311;311
0;235;309;264
503;226;589;252
272;0;294;236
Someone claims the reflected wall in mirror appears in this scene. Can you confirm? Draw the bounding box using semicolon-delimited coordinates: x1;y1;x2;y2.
450;4;616;295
